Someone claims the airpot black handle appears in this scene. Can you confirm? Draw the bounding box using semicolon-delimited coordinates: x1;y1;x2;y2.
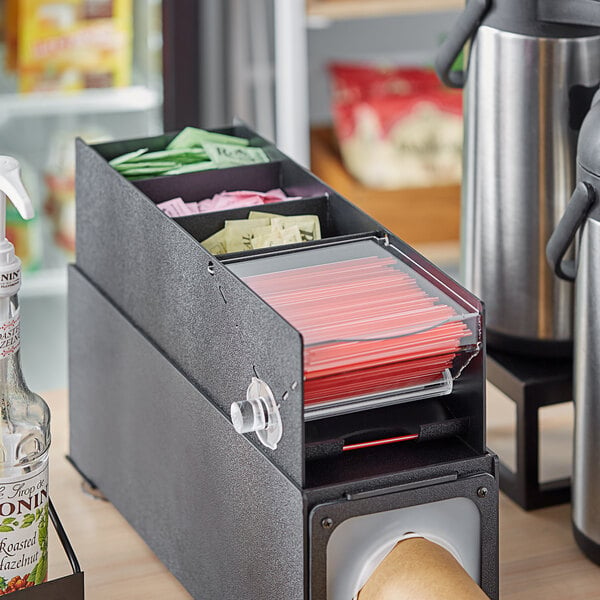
538;0;600;27
435;0;491;88
547;181;596;281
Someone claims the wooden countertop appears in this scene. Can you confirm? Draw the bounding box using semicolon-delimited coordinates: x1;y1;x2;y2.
46;390;189;600
45;389;600;599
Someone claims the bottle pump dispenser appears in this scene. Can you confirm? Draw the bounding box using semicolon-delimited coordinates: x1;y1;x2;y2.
0;157;34;300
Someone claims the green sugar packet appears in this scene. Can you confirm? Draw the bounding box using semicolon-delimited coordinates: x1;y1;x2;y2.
109;127;262;181
109;148;148;167
203;142;269;167
125;148;208;163
166;127;250;150
114;161;178;172
164;162;217;175
114;165;174;177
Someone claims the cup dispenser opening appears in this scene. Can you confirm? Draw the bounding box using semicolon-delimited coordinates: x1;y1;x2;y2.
325;497;481;600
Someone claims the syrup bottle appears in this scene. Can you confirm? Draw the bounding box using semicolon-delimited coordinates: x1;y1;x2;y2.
0;157;50;594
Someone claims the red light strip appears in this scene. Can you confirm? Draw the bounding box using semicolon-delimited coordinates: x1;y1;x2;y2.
342;433;419;452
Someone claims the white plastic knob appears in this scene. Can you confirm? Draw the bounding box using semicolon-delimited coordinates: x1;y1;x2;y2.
230;378;283;450
230;397;267;434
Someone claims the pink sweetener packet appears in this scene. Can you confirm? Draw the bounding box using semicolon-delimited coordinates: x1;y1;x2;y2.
263;188;301;202
156;197;196;217
199;188;298;209
197;192;265;213
160;188;301;218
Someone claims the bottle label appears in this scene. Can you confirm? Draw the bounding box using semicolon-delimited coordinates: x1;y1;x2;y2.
0;315;19;359
0;269;20;299
0;463;49;593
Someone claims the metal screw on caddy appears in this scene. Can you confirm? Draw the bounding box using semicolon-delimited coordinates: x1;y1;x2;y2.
436;0;600;356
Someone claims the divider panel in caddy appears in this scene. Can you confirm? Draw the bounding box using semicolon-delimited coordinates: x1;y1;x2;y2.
75;136;307;486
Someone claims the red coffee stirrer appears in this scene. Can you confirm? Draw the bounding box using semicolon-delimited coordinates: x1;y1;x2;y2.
243;256;471;406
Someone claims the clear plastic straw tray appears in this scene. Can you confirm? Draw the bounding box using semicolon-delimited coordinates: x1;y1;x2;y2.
228;239;481;419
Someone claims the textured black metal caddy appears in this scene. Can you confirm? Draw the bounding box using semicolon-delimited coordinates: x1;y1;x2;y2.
69;126;499;600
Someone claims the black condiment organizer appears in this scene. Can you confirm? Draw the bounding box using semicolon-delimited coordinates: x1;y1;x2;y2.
69;125;498;600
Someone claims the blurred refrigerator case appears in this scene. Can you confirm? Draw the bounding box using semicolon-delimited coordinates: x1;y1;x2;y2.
0;0;163;269
0;0;163;391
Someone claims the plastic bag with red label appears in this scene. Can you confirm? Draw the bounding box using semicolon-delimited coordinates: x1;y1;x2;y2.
329;63;463;189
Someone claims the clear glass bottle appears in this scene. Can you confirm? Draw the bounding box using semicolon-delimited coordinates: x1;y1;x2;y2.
0;294;51;595
0;157;50;595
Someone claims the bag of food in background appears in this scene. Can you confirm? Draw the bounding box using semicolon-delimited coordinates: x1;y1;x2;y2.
329;63;463;189
45;127;110;257
8;0;132;93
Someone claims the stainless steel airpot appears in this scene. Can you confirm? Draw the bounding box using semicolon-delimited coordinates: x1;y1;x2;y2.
437;0;600;356
548;90;600;564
